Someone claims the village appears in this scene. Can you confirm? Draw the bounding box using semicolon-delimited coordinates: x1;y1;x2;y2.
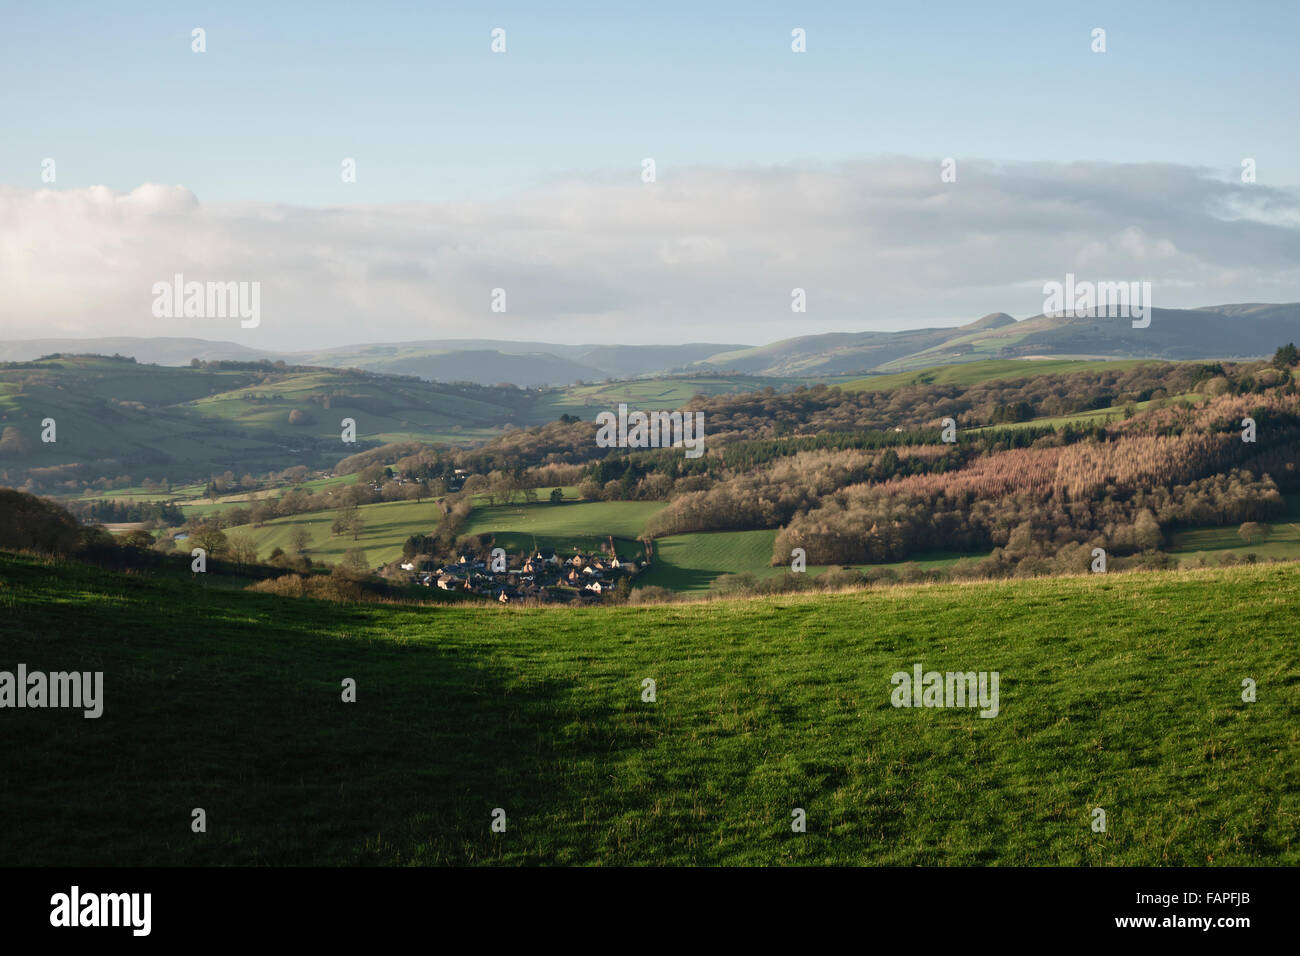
394;544;643;604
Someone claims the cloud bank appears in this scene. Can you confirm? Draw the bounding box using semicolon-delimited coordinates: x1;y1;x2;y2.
3;159;1299;349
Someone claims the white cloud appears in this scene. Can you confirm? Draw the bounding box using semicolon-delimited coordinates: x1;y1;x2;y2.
2;160;1299;349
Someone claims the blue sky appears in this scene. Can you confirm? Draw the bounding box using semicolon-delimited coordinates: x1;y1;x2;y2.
4;0;1297;204
2;1;1298;348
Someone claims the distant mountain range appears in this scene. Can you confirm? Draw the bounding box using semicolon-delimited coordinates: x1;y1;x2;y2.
0;336;743;386
4;302;1297;385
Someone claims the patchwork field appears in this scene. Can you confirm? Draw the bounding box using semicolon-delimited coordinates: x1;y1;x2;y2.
1169;495;1300;566
72;473;357;507
1;552;1295;866
462;500;666;540
221;498;667;569
971;392;1200;432
637;530;988;592
545;375;818;417
637;529;780;590
225;498;444;567
840;359;1147;392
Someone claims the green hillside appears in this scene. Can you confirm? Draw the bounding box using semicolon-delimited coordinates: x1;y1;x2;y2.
1169;495;1300;566
1;552;1295;866
225;498;668;569
637;529;779;590
840;359;1147;393
462;500;666;540
0;355;850;495
0;356;551;489
968;390;1200;432
702;304;1300;376
548;375;813;417
459;500;666;563
188;368;538;444
226;498;444;567
638;530;991;592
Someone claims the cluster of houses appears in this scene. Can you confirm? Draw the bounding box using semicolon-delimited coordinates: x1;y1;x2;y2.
399;548;641;603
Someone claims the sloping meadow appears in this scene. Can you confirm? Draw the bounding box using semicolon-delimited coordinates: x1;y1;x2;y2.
0;551;1295;865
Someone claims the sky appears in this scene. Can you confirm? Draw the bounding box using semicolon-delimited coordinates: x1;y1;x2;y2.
2;0;1299;349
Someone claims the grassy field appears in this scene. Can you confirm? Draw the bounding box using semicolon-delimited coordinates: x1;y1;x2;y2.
462;500;666;540
71;473;357;513
0;355;555;482
461;500;667;563
129;476;1300;588
840;359;1148;393
968;392;1201;433
545;375;815;417
1169;495;1300;566
638;530;991;592
225;498;443;567
223;491;994;585
188;368;528;445
0;551;1295;866
638;529;780;590
3;356;835;491
222;498;666;569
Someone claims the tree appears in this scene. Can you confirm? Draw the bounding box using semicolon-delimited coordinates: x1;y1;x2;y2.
1202;376;1232;397
489;470;521;505
1272;342;1299;369
1133;509;1162;551
120;529;155;549
332;504;359;537
226;532;259;567
1237;521;1269;545
250;501;277;527
190;522;228;556
550;487;564;503
612;577;632;604
289;526;311;554
340;548;370;576
224;506;251;528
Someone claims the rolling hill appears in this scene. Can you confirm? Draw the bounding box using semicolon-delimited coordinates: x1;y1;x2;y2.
701;304;1300;376
0;356;820;492
0;337;747;386
0;356;551;489
7;301;1296;386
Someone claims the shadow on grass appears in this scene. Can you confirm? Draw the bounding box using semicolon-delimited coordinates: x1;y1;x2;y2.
0;553;658;865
